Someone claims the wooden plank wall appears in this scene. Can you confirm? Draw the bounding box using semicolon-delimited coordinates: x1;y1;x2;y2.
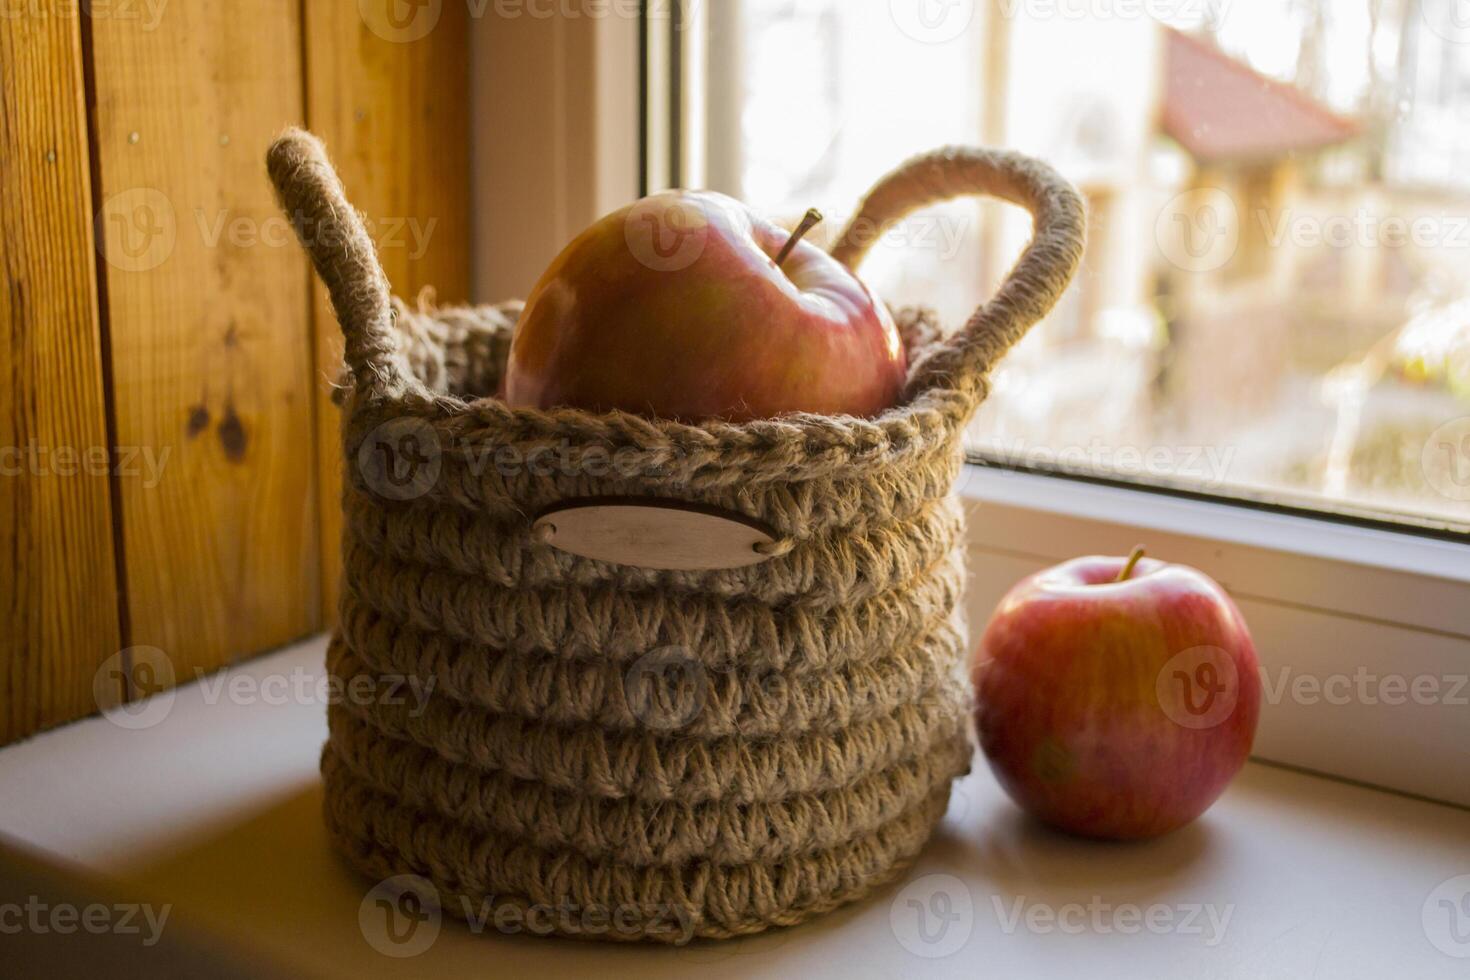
0;6;122;741
90;0;320;681
0;0;469;744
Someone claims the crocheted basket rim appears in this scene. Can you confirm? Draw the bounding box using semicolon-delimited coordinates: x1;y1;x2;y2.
343;362;981;488
360;325;974;437
325;302;967;500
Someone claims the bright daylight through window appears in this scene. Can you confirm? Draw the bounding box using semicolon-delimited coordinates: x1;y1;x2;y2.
692;0;1470;534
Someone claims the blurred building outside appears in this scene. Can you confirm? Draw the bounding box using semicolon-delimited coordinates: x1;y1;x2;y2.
708;0;1470;530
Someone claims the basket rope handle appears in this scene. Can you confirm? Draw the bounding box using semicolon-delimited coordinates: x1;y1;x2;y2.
266;131;1084;406
830;147;1086;399
266;128;405;395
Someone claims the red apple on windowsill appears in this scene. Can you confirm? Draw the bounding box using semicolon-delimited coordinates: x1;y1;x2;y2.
502;192;906;422
973;548;1262;840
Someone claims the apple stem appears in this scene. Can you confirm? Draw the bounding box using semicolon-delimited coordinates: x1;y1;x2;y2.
774;208;823;267
1115;545;1146;582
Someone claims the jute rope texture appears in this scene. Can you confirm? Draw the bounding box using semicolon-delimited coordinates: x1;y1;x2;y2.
267;127;1084;942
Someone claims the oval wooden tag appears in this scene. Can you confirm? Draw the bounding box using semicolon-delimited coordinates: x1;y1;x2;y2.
533;497;778;570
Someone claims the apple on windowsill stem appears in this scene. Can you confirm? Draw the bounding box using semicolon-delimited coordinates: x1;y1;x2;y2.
973;545;1263;841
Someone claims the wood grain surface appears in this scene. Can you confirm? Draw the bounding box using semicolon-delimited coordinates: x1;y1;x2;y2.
0;6;123;741
89;0;320;678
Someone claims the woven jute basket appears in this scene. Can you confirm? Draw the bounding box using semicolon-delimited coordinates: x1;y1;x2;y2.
266;128;1084;943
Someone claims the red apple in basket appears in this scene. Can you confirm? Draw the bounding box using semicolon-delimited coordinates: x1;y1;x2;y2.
973;547;1261;840
502;192;906;422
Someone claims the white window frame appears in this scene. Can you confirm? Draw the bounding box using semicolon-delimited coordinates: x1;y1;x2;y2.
470;6;1470;809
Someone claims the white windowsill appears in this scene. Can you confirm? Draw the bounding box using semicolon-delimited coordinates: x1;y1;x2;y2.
1;636;1468;977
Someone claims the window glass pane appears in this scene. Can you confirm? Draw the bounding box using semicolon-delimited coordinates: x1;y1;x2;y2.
696;0;1470;533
